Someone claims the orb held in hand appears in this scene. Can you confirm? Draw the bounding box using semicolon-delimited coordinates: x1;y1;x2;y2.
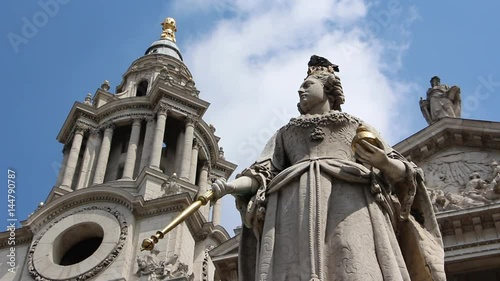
351;125;384;152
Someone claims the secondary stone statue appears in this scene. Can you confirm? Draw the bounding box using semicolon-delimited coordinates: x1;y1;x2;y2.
211;55;446;281
420;76;461;125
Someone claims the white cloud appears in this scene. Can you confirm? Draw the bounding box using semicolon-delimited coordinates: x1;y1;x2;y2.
174;0;417;232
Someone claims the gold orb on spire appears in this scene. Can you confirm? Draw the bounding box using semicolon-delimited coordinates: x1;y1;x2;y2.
160;17;177;42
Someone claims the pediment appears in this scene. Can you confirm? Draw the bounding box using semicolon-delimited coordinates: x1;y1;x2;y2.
419;146;499;194
394;118;500;212
394;118;500;165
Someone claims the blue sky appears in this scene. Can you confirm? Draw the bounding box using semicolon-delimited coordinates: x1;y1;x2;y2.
1;0;500;234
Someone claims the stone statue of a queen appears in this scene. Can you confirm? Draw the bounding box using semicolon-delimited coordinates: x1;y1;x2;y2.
212;55;446;281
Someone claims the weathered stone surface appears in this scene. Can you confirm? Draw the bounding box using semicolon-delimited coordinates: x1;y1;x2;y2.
419;148;500;211
211;55;446;281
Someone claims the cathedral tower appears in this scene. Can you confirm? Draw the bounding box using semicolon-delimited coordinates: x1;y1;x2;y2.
0;17;236;281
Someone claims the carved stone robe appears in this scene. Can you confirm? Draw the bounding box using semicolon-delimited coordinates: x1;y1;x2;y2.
235;111;446;281
427;85;460;121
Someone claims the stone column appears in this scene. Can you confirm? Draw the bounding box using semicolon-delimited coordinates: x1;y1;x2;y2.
197;162;210;219
55;146;70;186
76;129;101;189
139;117;155;171
188;140;199;184
174;130;185;174
61;128;85;190
149;104;169;170
179;116;196;179
212;199;222;226
122;118;142;179
92;123;114;185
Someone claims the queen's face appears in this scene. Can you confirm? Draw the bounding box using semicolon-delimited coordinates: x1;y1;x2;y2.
298;77;327;113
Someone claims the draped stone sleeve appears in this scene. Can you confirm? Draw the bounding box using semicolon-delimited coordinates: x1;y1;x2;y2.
234;129;288;281
396;163;446;280
362;122;446;280
234;128;287;230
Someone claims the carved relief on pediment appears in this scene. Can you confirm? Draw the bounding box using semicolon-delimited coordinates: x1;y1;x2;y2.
421;148;500;212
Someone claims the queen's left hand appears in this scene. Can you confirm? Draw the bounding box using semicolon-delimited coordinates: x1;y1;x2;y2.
355;140;407;184
354;140;389;169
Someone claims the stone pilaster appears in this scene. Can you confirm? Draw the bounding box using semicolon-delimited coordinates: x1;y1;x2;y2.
149;104;169;170
92;123;114;185
212;199;222;226
60;128;85;190
55;146;70;186
188;139;199;184
174;129;185;174
139;117;155;171
179;115;196;179
197;161;210;219
76;129;102;189
122;118;142;179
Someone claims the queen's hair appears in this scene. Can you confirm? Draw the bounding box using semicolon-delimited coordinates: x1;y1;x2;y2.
297;71;345;114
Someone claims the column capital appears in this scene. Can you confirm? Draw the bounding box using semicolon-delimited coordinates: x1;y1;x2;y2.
74;127;85;135
200;161;210;172
89;127;102;136
145;115;156;123
74;121;91;134
185;114;198;126
155;102;170;116
131;117;142;126
100;121;115;132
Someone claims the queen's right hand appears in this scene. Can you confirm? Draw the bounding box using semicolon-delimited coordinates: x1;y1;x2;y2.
211;178;236;200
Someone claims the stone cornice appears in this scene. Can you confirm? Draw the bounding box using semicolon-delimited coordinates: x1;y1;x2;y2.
0;226;32;248
56;102;97;143
94;88;116;103
437;203;500;236
150;76;209;117
214;159;238;180
98;99;152;120
437;203;500;255
21;187;136;234
393;118;500;164
210;233;240;259
0;185;224;248
444;238;500;254
135;167;199;195
58;80;213;147
57;100;154;144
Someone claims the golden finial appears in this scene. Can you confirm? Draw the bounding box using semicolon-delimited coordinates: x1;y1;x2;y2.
160;17;177;42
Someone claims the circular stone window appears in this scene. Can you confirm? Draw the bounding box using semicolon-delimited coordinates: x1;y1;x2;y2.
53;222;104;266
28;206;128;280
